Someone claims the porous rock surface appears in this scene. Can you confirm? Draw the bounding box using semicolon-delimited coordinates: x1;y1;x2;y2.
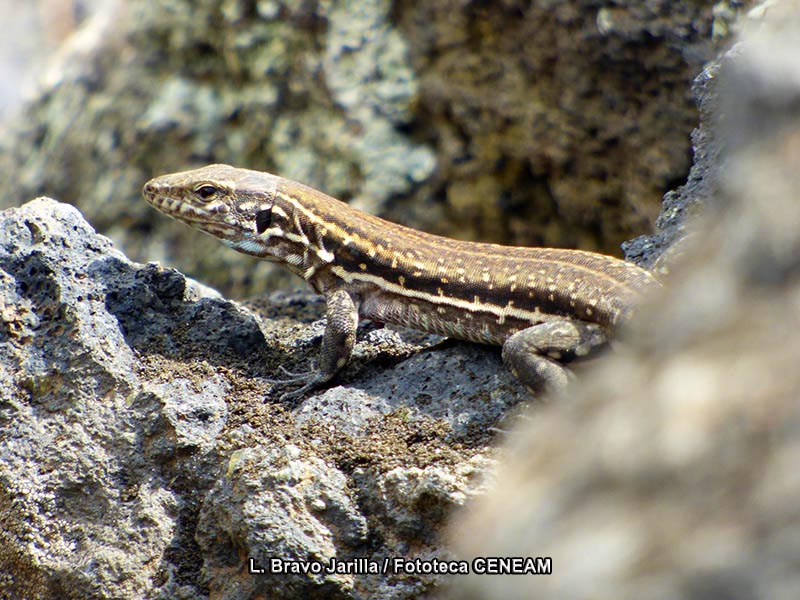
0;197;514;599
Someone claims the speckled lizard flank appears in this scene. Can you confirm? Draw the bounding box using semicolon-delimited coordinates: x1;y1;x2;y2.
143;164;660;398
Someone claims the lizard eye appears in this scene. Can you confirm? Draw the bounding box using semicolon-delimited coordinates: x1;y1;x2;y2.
195;185;219;200
255;207;273;234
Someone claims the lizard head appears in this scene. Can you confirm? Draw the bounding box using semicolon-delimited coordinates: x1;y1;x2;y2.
143;164;333;277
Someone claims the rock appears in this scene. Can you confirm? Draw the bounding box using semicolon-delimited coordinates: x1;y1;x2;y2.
449;4;800;598
196;444;367;599
0;199;176;599
0;197;514;599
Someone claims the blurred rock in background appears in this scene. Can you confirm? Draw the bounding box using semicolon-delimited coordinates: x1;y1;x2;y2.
449;2;800;598
0;0;748;297
0;0;113;118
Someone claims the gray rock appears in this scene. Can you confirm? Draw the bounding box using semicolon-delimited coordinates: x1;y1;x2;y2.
0;196;511;599
196;444;368;599
622;46;724;271
361;458;494;542
0;199;178;599
450;5;800;599
296;332;525;439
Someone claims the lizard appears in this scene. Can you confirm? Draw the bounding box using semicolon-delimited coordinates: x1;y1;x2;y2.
143;164;660;399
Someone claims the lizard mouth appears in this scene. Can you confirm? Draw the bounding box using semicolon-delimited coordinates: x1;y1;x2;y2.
143;188;240;239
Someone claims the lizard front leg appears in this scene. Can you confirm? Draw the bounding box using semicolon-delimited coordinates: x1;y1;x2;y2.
501;319;607;394
271;289;358;400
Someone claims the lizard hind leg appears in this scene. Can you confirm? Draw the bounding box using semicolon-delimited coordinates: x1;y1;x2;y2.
501;320;607;394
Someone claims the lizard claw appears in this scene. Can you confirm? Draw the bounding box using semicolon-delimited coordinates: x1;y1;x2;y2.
265;363;329;401
264;364;313;383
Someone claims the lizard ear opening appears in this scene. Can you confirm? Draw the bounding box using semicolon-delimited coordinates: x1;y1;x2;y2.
255;207;273;234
